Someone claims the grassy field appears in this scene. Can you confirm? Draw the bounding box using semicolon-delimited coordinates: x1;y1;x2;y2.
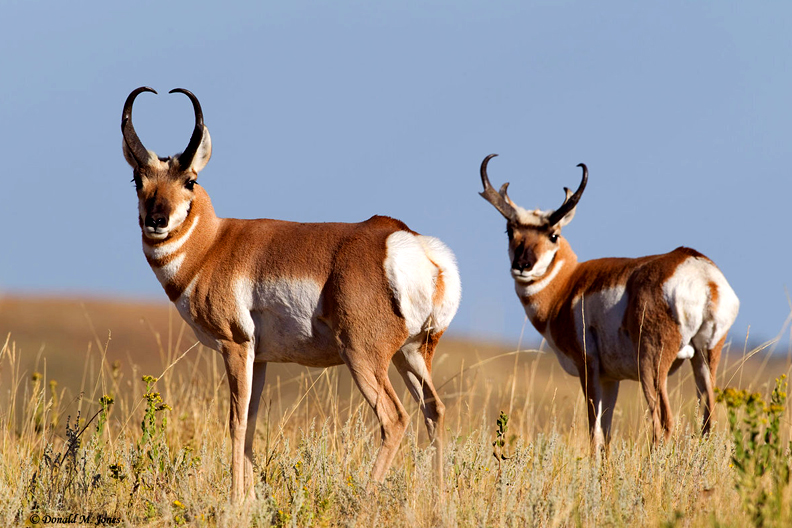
1;295;790;527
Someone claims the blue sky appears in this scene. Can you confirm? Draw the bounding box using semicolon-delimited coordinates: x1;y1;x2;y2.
1;1;791;348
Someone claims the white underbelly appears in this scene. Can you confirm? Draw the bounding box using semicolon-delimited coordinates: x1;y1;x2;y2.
572;286;641;381
251;310;340;365
247;278;340;366
175;276;342;366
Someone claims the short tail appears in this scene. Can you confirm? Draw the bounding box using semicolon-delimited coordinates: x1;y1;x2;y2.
417;235;461;333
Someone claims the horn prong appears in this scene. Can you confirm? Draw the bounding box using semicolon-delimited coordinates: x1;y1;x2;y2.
479;154;518;222
547;163;588;226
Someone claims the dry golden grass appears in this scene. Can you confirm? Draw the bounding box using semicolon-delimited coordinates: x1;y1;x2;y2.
1;295;791;527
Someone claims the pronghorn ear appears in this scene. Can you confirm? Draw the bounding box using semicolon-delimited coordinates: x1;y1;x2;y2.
122;139;148;169
186;126;212;174
122;140;138;168
554;187;577;227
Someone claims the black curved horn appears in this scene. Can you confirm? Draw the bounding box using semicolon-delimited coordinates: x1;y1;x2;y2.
547;163;588;226
169;88;204;170
122;86;157;165
479;154;518;222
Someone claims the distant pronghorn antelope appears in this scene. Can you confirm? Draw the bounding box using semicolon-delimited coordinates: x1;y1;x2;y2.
121;87;461;500
478;154;738;451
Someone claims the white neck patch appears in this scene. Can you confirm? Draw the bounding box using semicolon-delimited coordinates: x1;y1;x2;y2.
144;215;200;260
518;259;565;297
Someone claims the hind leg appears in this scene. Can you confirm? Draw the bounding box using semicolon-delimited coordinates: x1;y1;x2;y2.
691;335;725;435
343;348;409;484
639;350;675;444
336;311;410;485
657;369;673;440
600;380;620;447
327;253;415;485
392;331;446;483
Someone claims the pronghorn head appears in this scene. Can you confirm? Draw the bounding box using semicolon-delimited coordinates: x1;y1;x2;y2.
479;154;587;283
122;87;212;241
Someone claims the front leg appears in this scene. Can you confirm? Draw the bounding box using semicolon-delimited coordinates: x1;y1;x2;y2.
222;343;255;502
578;357;612;459
245;361;268;500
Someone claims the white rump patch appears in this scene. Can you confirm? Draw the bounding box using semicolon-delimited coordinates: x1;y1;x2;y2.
385;231;460;335
663;256;740;355
663;259;708;341
416;235;461;331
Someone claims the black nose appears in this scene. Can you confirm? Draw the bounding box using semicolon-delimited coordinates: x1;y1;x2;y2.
512;249;536;272
145;214;169;229
513;260;534;273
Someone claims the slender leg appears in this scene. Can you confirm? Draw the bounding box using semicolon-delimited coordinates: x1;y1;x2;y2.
342;348;409;484
707;336;726;384
392;332;446;484
639;361;664;445
579;363;606;457
657;368;673;441
243;361;267;499
638;342;676;444
222;345;254;502
693;335;726;436
627;292;686;445
600;380;620;446
329;262;411;485
691;348;716;435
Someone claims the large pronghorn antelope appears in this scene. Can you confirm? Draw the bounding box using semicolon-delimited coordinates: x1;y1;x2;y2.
121;87;461;500
478;154;739;451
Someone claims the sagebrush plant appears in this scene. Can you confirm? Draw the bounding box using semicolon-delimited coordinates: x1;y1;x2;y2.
0;329;790;526
492;410;512;477
716;375;792;527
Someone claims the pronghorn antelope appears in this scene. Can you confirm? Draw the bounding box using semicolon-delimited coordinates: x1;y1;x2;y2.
478;154;738;451
121;87;461;500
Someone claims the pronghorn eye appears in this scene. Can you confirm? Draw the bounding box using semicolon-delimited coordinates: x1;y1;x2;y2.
549;233;559;243
185;179;197;191
131;176;142;191
506;227;514;240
